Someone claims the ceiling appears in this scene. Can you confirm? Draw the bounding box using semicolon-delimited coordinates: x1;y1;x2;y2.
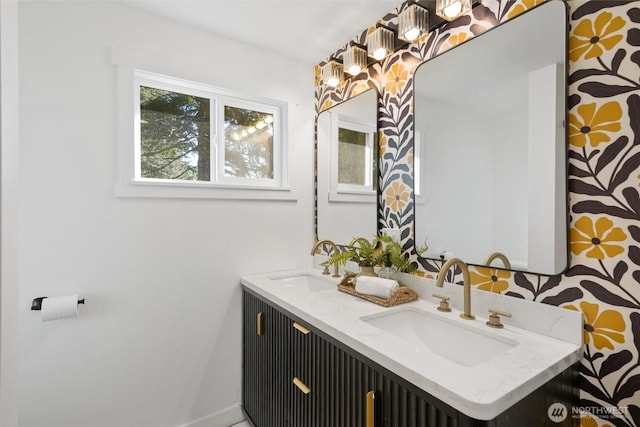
121;0;402;64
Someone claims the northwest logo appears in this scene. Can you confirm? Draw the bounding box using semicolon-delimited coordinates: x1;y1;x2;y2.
548;403;568;423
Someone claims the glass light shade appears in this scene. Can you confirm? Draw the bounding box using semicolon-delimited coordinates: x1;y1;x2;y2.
398;3;430;42
322;59;344;87
343;44;368;76
436;0;472;21
366;26;394;61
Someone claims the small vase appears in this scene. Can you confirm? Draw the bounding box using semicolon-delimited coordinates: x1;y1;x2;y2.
359;266;378;277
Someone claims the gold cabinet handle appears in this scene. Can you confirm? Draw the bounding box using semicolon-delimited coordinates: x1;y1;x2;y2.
366;390;376;427
256;312;264;336
293;321;310;335
293;377;311;394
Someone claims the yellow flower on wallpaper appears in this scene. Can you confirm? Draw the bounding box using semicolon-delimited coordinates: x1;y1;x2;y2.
378;132;387;157
439;32;469;53
570;216;626;260
568;101;622;148
384;63;408;95
569;12;625;62
349;81;370;98
566;301;625;350
581;416;613;427
320;99;335;113
507;0;544;19
385;181;409;211
470;267;510;293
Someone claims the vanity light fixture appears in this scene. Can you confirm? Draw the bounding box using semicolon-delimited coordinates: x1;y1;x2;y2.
321;58;344;87
366;24;395;61
342;43;368;76
436;0;472;21
398;2;430;42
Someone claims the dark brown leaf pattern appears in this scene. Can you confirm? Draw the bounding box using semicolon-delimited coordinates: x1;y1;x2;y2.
599;350;632;378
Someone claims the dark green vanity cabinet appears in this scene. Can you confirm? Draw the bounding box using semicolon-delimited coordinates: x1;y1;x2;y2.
242;288;579;427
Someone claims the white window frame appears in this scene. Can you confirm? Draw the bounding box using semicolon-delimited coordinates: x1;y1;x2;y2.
117;69;293;200
414;130;424;204
215;96;283;187
328;112;376;203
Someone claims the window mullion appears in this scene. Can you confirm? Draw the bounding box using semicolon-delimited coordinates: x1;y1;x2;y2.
210;96;218;183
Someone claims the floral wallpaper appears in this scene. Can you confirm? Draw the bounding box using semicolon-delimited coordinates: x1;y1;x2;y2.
314;0;640;425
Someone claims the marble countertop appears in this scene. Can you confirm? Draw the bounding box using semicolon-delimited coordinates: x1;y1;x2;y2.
241;268;583;420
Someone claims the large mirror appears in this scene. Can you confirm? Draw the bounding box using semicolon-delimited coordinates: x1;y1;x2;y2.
317;89;378;243
414;1;568;275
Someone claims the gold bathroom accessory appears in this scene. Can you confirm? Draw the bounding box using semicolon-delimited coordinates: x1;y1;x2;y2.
349;236;371;247
310;239;341;277
432;293;451;312
256;312;264;336
366;390;376;427
293;322;310;335
435;258;475;320
486;308;512;328
484;252;512;270
293;377;311;394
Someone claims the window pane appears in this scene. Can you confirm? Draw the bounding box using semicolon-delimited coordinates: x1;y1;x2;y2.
139;86;210;181
224;106;274;179
338;127;368;185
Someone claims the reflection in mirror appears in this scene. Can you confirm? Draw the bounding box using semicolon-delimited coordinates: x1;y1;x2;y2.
317;89;378;243
414;1;567;275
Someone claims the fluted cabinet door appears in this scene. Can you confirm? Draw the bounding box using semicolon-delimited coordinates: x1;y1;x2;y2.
289;318;314;426
242;290;291;426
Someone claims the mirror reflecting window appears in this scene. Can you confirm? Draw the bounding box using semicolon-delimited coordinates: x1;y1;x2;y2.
413;1;567;275
317;89;378;243
336;117;376;192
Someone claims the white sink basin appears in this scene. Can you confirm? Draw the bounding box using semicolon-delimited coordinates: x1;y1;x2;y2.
269;274;336;293
361;307;518;367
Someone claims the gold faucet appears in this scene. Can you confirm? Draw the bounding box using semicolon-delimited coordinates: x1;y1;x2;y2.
349;237;370;247
484;252;512;269
435;258;475;320
310;239;341;277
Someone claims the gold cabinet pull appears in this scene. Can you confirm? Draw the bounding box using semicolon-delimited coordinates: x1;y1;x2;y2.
293;377;311;394
293;321;310;335
366;390;376;427
256;312;264;336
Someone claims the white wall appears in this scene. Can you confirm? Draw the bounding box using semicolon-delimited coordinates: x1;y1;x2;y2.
414;93;529;268
415;96;493;262
17;2;314;427
1;0;20;425
317;90;377;243
490;108;528;268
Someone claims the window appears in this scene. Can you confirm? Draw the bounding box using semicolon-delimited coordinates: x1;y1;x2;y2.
338;126;370;186
127;70;289;197
329;114;377;201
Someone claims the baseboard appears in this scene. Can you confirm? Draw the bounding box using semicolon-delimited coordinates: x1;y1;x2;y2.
178;404;245;427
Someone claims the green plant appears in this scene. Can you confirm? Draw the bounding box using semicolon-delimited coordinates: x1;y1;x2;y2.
377;234;427;273
322;237;382;268
322;234;428;273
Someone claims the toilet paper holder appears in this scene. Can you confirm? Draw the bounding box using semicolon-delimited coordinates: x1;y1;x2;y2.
31;296;85;311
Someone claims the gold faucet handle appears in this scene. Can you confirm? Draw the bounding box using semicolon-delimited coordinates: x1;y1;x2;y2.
486;308;512;328
432;293;451;312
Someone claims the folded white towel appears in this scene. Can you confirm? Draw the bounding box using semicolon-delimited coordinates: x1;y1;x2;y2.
355;276;399;299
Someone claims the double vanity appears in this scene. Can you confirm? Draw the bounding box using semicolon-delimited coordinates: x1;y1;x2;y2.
243;0;579;424
241;268;582;426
